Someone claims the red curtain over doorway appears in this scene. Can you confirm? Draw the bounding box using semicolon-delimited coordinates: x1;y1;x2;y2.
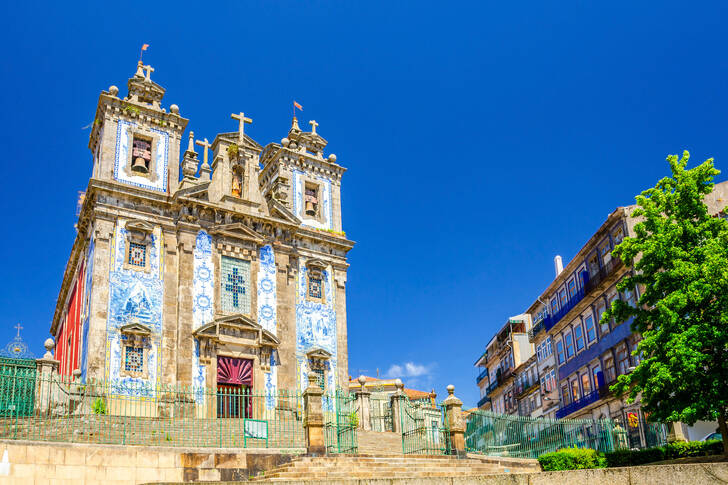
217;356;253;386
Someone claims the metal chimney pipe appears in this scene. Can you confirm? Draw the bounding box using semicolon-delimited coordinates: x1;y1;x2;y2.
554;255;563;276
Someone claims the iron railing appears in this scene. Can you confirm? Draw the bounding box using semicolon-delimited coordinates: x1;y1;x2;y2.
475;368;488;384
323;389;358;454
400;396;450;455
583;257;623;295
555;389;601;419
465;410;618;459
0;373;305;448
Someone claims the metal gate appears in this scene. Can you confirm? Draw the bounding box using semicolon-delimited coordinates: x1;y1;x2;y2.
370;394;393;432
0;357;36;417
400;397;450;455
324;389;358;454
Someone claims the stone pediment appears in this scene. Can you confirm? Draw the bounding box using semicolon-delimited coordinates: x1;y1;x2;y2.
212;132;262;152
194;314;279;348
119;322;152;336
269;200;301;225
125;219;155;235
306;348;332;360
208;222;264;244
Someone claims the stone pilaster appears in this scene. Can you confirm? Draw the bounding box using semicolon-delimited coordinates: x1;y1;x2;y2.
275;250;297;390
87;218;115;380
303;372;325;455
354;375;371;431
443;384;465;456
161;228;179;385
390;379;406;434
334;266;349;387
176;230;196;384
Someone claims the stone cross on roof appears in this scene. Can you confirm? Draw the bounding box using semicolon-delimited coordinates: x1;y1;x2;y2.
14;323;22;338
230;112;252;145
142;64;154;81
195;138;212;165
309;120;319;134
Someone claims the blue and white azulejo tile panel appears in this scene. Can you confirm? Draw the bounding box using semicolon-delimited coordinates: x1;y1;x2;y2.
114;120;169;192
257;245;277;336
292;170;333;230
79;236;95;382
105;220;164;397
192;230;214;395
295;258;337;391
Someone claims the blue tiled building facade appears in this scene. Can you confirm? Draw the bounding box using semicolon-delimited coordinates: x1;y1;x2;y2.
50;62;354;400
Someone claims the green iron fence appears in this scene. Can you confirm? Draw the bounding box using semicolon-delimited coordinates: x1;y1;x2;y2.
323;389;358;454
465;410;617;459
0;358;36;417
0;373;305;448
400;396;450;455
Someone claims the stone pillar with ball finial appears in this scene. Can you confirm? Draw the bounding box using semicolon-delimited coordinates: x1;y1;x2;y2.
34;338;60;416
303;371;326;455
443;384;466;456
355;375;372;431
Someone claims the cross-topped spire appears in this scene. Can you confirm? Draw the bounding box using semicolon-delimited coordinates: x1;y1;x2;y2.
309;120;319;134
14;323;22;338
195;138;212;165
230;112;252;145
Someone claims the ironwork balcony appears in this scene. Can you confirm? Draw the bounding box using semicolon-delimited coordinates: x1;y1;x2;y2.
475;368;488;384
477;395;491;408
584;257;623;295
528;319;545;342
515;379;540;398
555;389;601;419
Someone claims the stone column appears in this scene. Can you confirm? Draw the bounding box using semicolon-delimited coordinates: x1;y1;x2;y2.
390;379;406;434
443;384;466;457
303;372;326;455
355;375;371;431
35;338;60;416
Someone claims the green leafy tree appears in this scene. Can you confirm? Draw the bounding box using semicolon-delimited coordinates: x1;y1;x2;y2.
604;151;728;456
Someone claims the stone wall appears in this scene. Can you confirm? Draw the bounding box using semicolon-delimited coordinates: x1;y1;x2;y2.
0;440;303;485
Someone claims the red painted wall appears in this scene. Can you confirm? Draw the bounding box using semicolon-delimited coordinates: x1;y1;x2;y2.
55;263;85;378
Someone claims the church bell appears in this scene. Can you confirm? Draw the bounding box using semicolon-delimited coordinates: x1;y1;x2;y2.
305;201;316;216
132;156;149;173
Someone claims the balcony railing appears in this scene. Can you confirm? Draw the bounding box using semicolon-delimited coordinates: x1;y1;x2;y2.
542;286;585;331
528;319;545;342
475;368;488;384
477;395;491;408
515;379;540;397
584;257;623;295
555;389;601;419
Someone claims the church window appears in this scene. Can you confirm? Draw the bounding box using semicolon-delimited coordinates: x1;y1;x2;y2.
309;276;322;299
131;136;152;174
304;184;319;217
128;242;147;267
124;346;144;373
221;256;251;314
314;368;325;389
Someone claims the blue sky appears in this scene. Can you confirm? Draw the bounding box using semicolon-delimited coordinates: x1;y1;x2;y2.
1;1;727;407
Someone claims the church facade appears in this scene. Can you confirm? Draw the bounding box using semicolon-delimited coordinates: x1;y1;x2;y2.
49;62;354;398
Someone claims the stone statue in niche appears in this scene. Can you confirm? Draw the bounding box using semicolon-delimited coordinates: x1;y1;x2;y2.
232;166;243;198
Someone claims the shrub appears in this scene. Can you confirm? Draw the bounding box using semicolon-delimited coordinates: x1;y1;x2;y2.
91;397;107;415
604;440;724;467
538;448;607;471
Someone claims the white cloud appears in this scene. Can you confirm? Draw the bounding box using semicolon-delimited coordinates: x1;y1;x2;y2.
385;361;435;379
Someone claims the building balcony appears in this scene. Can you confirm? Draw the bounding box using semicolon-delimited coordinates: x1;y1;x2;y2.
543;287;586;332
515;380;540;398
555;389;601;419
477;395;491;408
475;368;488;385
583;257;623;295
528;319;545;342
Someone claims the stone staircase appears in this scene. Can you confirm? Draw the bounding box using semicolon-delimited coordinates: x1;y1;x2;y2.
357;430;403;454
251;454;539;481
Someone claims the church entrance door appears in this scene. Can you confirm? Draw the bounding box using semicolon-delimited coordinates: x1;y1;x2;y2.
216;356;253;418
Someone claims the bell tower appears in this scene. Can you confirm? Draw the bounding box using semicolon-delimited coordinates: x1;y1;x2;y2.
88;61;188;193
260;117;346;232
